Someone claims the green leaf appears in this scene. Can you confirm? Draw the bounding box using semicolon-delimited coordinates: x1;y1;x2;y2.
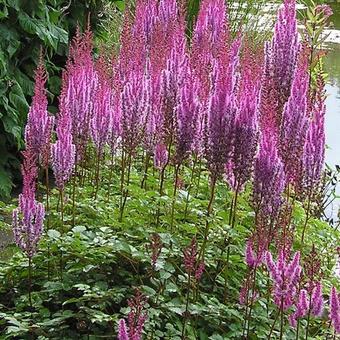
47;229;61;239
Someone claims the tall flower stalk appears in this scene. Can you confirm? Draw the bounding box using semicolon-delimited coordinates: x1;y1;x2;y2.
91;57;113;199
12;150;45;308
266;250;301;340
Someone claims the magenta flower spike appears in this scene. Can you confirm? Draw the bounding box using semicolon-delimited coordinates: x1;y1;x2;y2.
117;290;147;340
204;38;240;179
227;63;259;191
118;319;129;340
311;282;324;317
252;130;285;226
133;0;157;46
193;0;228;58
90;58;112;155
271;0;299;109
142;59;163;153
12;151;45;258
315;4;333;18
279;53;309;186
158;0;179;26
65;26;98;152
302;76;326;193
330;287;340;334
127;290;148;340
183;238;205;281
24;56;54;168
266;250;301;310
154;143;168;170
174;68;200;164
121;70;148;154
289;289;308;327
245;240;264;269
51;102;76;190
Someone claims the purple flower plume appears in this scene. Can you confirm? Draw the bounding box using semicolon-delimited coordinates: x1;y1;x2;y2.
51;100;76;190
174;68;200;164
266;250;301;310
289;282;324;327
279;52;309;186
24;55;54;168
204;38;240;179
227;58;259;191
271;0;299;111
121;70;148;154
330;287;340;334
183;238;205;281
65;25;97;154
117;289;148;340
118;319;129;340
91;57;112;155
252;130;285;227
12;151;44;258
154;143;168;170
301;75;326;194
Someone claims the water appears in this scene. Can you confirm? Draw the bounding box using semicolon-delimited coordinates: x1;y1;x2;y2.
324;4;340;221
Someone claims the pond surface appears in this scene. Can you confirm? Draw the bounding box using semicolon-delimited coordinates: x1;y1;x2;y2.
324;4;340;220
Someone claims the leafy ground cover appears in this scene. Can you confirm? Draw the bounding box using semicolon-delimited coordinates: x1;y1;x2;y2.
0;155;338;339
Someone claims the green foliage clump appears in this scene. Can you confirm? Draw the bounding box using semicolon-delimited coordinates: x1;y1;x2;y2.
0;155;338;339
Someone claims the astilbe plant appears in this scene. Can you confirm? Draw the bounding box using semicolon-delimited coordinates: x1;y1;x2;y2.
65;25;98;161
252;130;285;235
24;54;54;168
227;53;260;193
51;98;76;225
266;249;302;339
289;282;323;327
12;150;45;308
270;0;299;118
8;0;335;337
51;105;76;192
12;151;44;259
330;287;340;334
182;237;205;338
300;73;326;242
118;290;148;340
279;51;309;187
265;248;303;338
302;74;326;194
292;245;325;337
90;56;113;198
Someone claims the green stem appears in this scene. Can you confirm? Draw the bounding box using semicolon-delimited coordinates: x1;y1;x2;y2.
305;299;312;340
72;162;78;227
296;319;300;340
198;176;217;262
181;273;191;340
45;166;51;281
28;256;33;310
268;309;280;339
60;188;64;282
279;298;284;340
301;192;312;244
246;267;257;338
107;152;115;202
184;155;197;219
119;151;132;222
170;164;180;232
94;150;101;200
141;152;151;189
